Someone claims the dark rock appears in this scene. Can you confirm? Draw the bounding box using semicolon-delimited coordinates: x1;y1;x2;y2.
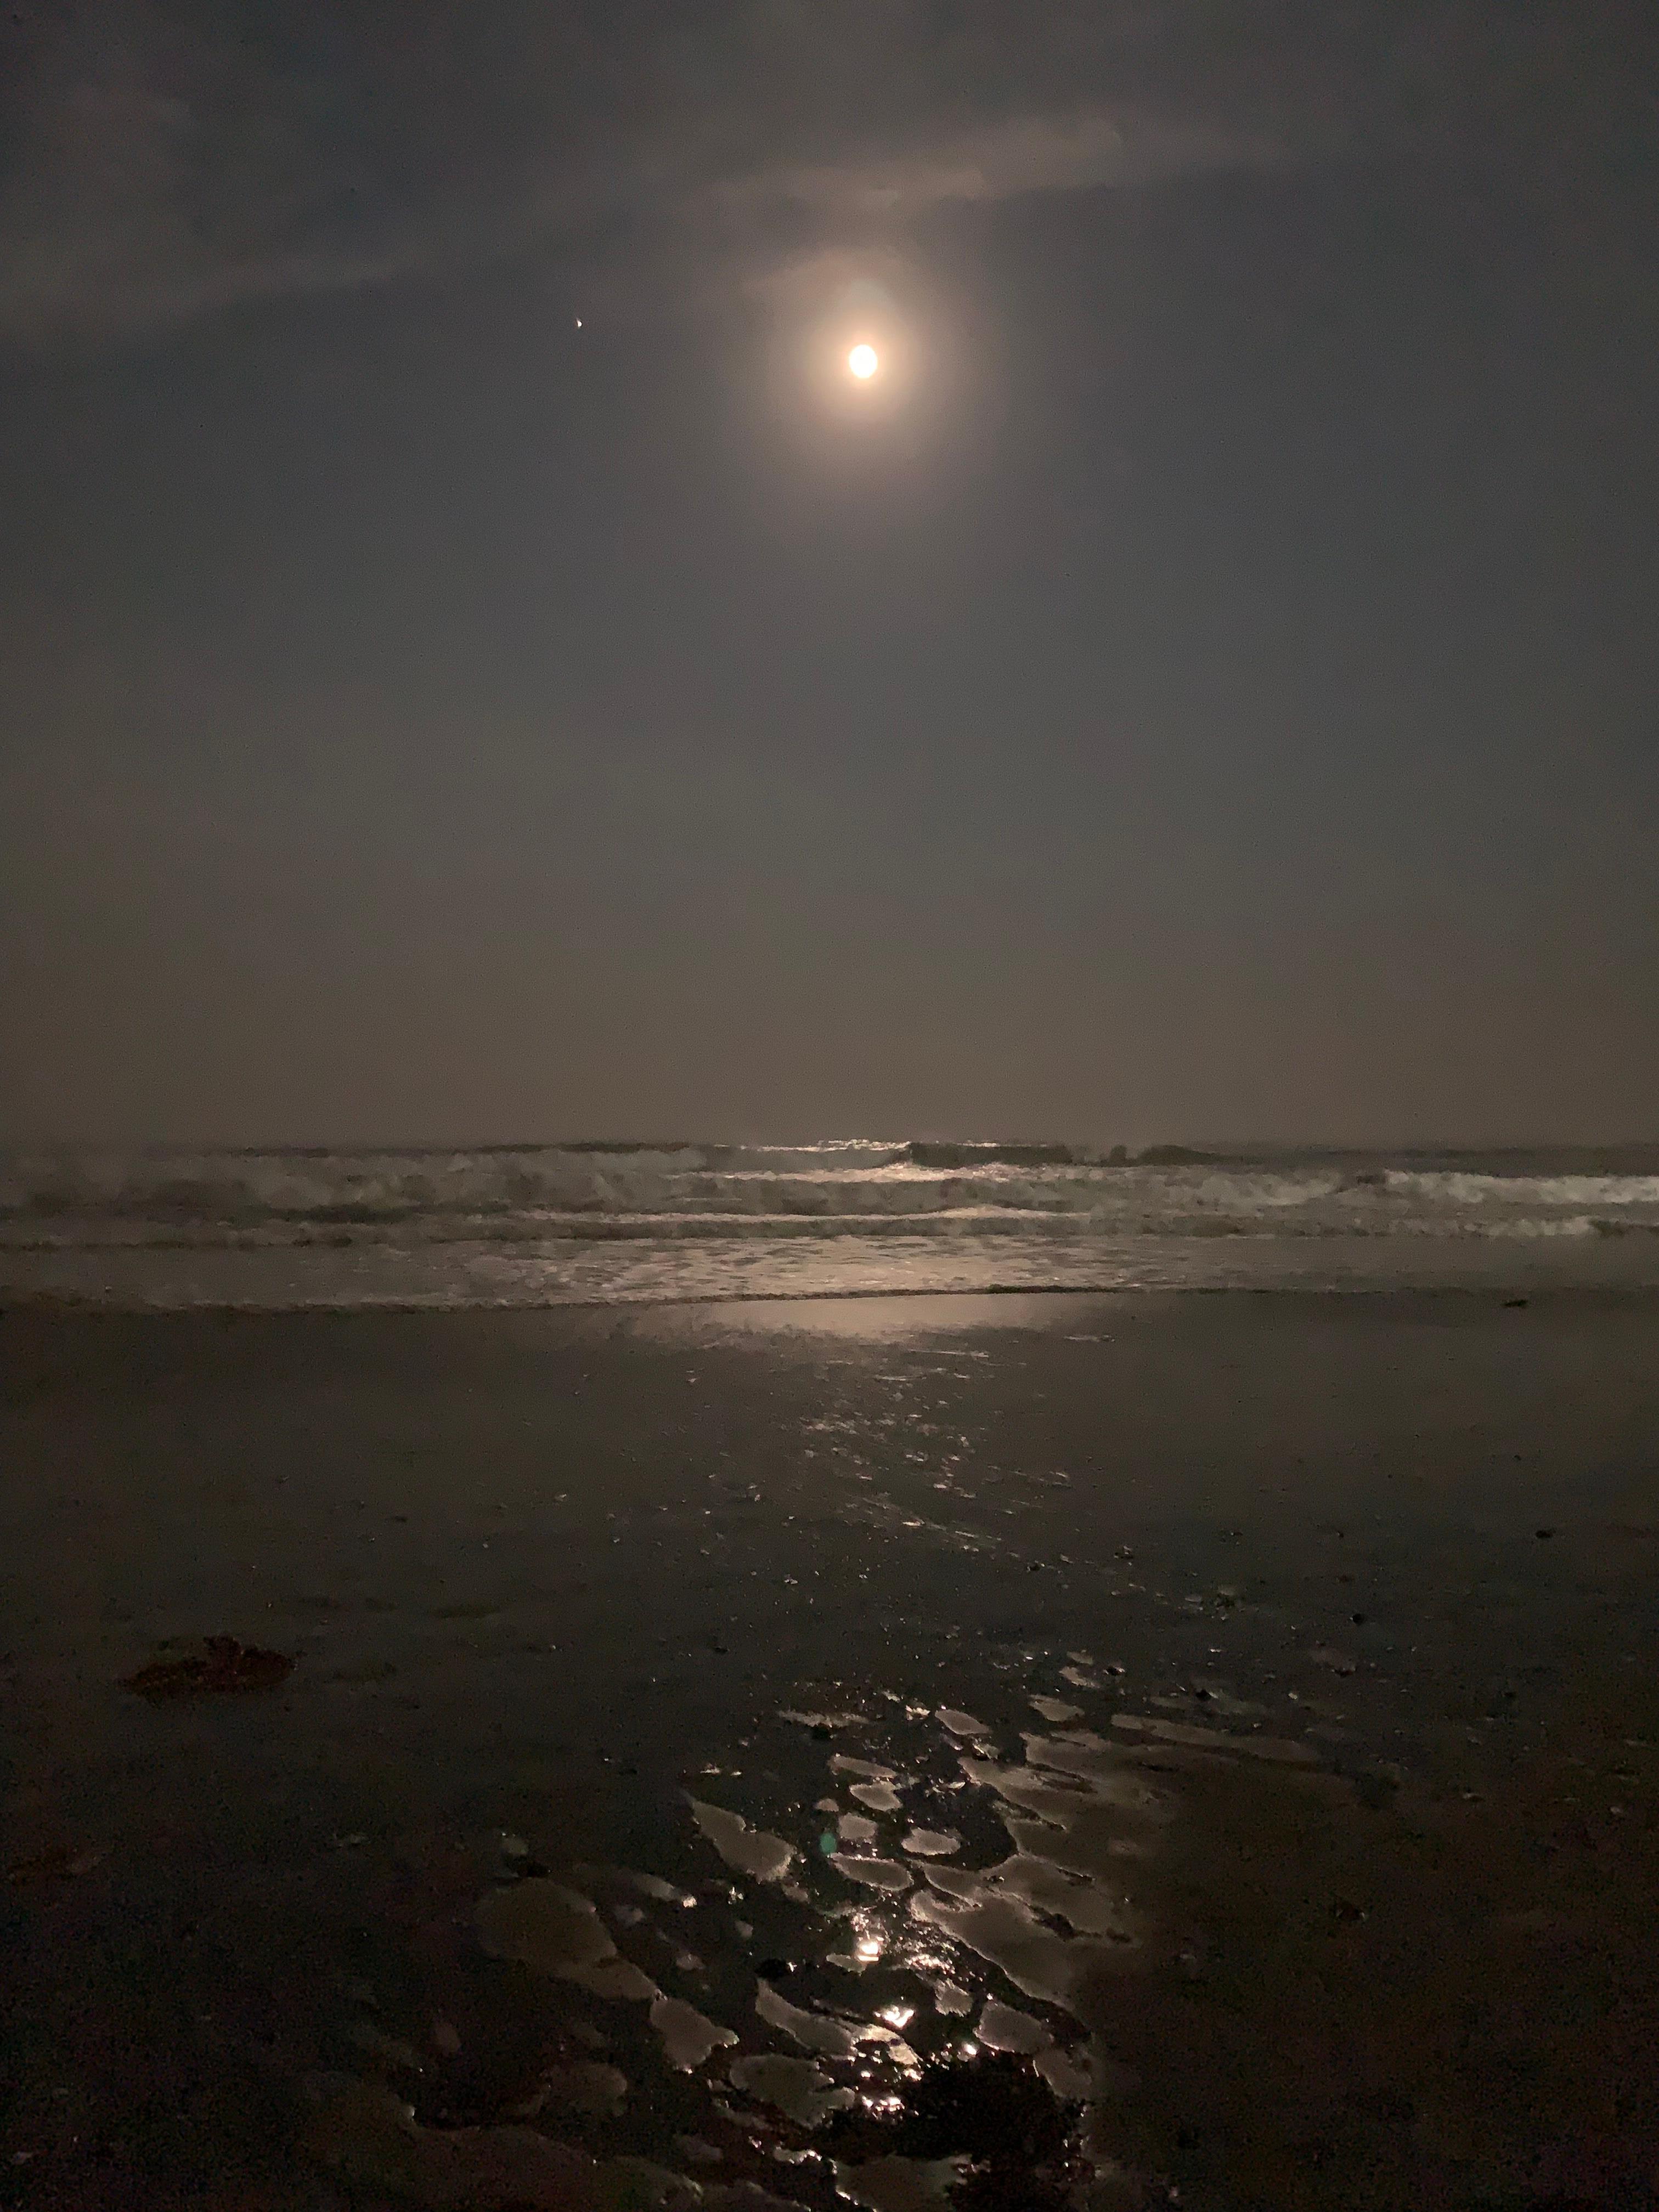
122;1637;294;1699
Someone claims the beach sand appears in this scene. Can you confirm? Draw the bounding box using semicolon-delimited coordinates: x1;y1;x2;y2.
2;1290;1656;2208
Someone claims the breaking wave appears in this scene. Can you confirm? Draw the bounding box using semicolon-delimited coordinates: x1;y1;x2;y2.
4;1142;1659;1256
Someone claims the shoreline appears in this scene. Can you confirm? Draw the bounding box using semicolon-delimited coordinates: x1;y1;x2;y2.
7;1269;1659;1318
8;1213;1659;1321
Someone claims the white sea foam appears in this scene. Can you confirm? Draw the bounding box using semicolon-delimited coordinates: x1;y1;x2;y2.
1384;1170;1659;1206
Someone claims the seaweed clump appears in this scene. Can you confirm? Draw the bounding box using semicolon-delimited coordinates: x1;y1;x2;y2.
825;2050;1086;2211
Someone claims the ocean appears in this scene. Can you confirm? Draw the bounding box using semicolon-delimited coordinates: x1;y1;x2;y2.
5;1138;1659;1307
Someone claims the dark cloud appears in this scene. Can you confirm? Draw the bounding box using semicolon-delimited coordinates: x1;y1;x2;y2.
0;1;1285;343
0;0;1646;342
0;0;628;340
0;27;408;337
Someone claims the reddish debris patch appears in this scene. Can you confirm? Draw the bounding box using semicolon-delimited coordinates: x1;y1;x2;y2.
122;1637;295;1699
7;1844;106;1884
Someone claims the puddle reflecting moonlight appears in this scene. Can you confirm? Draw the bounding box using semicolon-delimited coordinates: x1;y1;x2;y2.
295;1671;1659;2209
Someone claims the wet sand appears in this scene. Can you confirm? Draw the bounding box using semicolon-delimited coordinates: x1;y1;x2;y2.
2;1290;1657;2209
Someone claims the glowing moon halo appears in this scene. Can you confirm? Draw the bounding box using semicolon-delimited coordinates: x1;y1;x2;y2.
848;343;879;380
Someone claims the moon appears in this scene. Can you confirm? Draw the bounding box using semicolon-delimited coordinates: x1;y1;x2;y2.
848;343;879;381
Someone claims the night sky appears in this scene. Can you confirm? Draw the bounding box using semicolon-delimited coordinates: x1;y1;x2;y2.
1;2;1655;1146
